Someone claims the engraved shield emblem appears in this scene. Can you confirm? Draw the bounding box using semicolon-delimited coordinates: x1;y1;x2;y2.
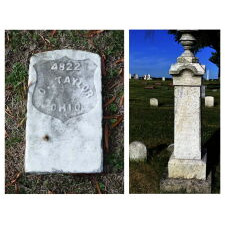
32;56;97;122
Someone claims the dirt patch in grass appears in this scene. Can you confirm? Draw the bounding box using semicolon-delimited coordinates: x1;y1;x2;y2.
129;79;220;193
5;30;124;194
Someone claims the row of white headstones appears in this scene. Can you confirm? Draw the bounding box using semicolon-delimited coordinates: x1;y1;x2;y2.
130;71;211;81
149;95;215;107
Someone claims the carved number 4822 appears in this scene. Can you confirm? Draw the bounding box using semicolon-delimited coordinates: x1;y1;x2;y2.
51;62;81;71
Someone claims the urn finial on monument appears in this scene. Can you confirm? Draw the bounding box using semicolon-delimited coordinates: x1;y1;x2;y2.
179;30;196;58
169;30;205;85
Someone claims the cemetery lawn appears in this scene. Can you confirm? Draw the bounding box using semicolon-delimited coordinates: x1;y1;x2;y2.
129;79;220;193
5;30;124;194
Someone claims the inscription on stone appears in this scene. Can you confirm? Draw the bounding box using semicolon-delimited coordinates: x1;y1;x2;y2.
32;56;97;122
25;50;103;173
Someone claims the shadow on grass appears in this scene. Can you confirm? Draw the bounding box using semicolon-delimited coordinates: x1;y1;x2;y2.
129;144;170;194
204;129;220;193
147;144;168;161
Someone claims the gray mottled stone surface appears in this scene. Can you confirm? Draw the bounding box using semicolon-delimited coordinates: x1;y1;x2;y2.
160;171;211;193
168;31;209;183
174;86;201;160
25;50;103;173
150;98;158;107
129;141;147;161
168;152;207;180
205;96;214;107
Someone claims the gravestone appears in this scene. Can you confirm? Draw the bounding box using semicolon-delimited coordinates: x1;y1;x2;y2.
134;74;139;80
150;98;158;107
146;74;152;80
129;73;132;79
205;96;214;107
162;77;165;81
206;70;209;81
167;143;174;153
129;141;147;161
25;50;103;173
143;75;147;80
160;31;211;193
201;85;206;98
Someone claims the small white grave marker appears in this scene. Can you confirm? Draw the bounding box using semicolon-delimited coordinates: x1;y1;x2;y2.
205;96;214;107
25;50;103;173
129;141;147;161
150;98;158;107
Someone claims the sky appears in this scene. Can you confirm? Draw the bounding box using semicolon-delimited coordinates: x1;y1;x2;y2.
129;30;218;79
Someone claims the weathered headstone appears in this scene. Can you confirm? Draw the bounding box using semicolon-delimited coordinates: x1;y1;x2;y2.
150;98;158;107
25;50;103;173
205;96;214;107
206;70;209;81
160;31;211;193
129;141;147;161
201;85;206;98
146;74;152;80
167;143;174;153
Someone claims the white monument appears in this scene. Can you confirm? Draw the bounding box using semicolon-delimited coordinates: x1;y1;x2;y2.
160;31;211;193
134;74;139;80
162;77;165;81
143;75;147;80
129;73;132;79
206;70;209;81
25;50;103;173
146;74;152;80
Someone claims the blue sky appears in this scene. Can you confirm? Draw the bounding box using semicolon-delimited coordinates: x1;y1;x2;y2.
129;30;218;79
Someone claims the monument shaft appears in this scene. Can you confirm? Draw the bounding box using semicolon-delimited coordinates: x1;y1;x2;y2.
168;31;206;180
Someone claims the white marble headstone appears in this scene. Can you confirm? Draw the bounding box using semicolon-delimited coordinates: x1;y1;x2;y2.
129;141;147;161
146;75;151;80
25;50;103;173
205;96;214;107
150;98;158;107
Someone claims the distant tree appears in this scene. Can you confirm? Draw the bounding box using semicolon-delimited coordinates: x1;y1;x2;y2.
169;30;220;79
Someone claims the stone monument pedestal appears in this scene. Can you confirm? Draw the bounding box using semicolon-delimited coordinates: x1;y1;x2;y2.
160;171;211;193
160;31;211;193
168;152;207;180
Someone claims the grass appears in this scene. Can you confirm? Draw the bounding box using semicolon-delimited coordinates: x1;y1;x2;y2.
5;30;124;194
129;79;220;193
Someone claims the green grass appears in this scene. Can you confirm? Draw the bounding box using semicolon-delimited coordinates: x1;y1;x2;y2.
129;79;220;193
6;63;27;90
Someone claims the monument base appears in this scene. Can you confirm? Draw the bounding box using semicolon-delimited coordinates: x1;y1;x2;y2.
168;152;207;180
160;171;211;193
